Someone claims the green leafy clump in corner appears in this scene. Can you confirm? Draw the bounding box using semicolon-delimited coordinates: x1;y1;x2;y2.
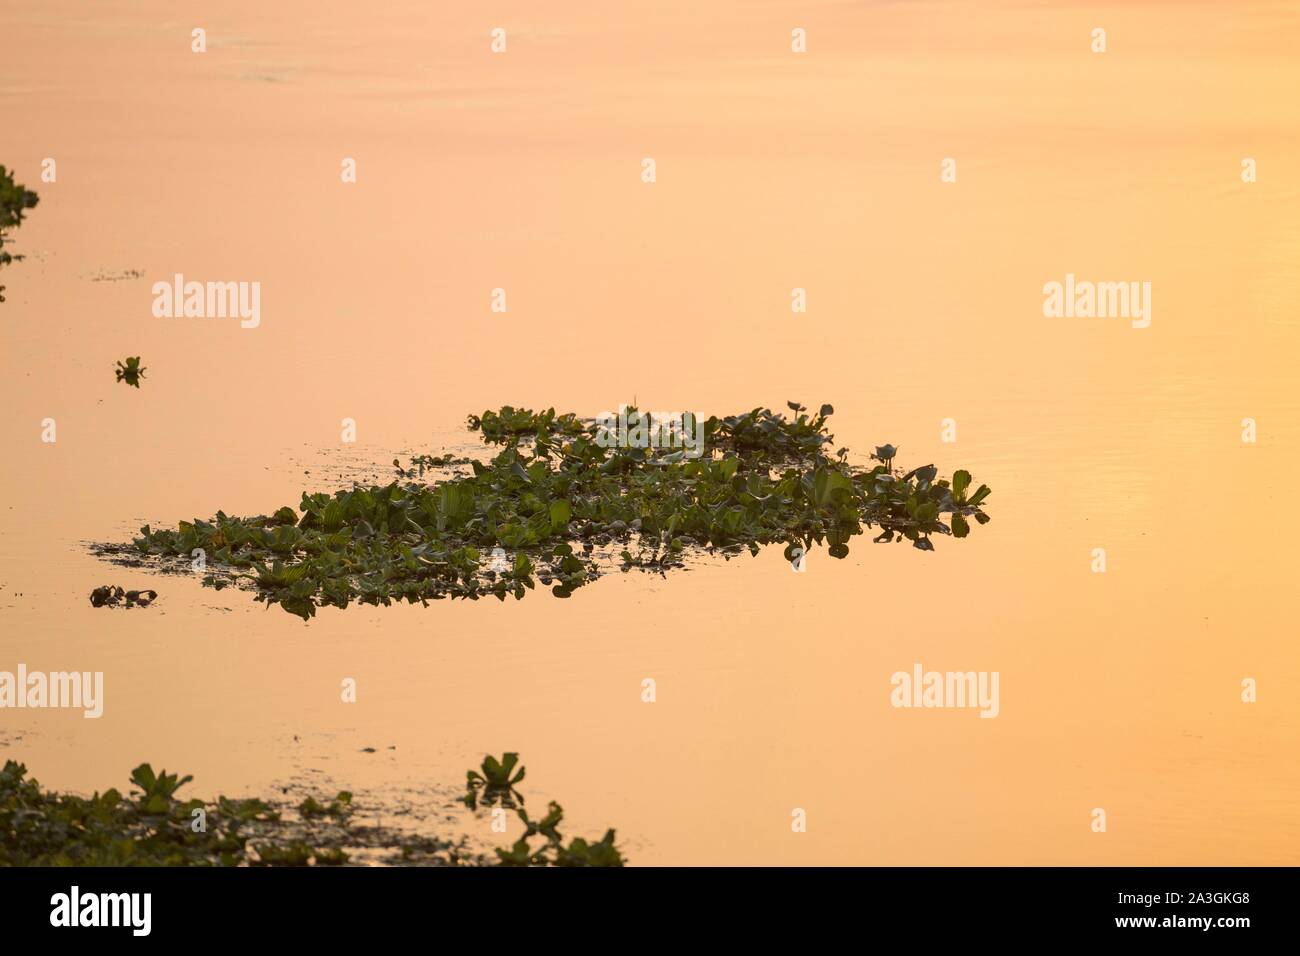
4;756;618;867
461;754;624;867
107;404;991;619
0;165;39;303
0;761;477;867
1;759;278;866
114;356;146;388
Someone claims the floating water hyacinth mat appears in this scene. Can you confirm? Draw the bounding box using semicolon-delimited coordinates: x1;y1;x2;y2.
95;404;991;619
1;754;621;867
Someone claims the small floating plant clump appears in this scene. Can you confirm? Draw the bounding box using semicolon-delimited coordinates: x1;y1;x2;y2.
108;403;991;619
463;752;526;810
114;356;146;388
0;760;301;866
463;754;624;867
0;164;39;304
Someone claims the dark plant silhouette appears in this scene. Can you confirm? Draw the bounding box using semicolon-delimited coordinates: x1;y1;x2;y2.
0;165;39;303
115;356;146;388
464;753;526;809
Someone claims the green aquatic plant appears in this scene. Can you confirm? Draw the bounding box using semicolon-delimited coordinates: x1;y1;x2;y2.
129;764;193;814
552;828;623;867
1;760;283;866
490;798;624;868
1;761;477;867
719;401;840;463
104;404;991;619
115;356;146;388
494;804;623;868
313;846;349;866
250;842;316;867
0;164;39;304
3;756;617;867
460;753;625;866
464;753;526;810
395;453;475;478
468;406;585;447
298;791;353;819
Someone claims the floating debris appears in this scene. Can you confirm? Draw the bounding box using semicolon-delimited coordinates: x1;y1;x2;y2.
1;753;619;867
89;585;157;608
88;268;144;282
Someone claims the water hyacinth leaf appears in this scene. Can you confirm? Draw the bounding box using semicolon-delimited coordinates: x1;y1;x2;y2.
952;469;972;498
549;499;571;532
